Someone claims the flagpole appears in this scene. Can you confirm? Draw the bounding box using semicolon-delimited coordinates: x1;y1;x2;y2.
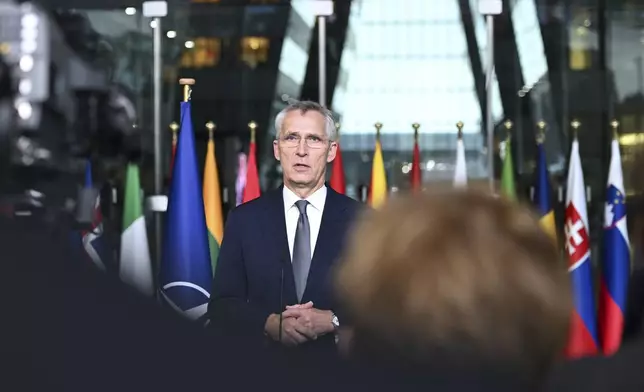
318;16;327;106
143;1;168;274
485;13;495;193
153;18;162;199
249;121;257;144
170;122;178;148
504;120;513;155
313;0;334;106
375;122;382;141
479;0;502;192
610;119;619;140
504;120;513;165
242;121;261;203
570;119;590;204
537;121;546;142
412;123;421;191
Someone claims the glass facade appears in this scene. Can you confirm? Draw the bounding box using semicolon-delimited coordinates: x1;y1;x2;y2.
41;0;644;255
338;0;483;136
332;0;493;195
468;0;503;122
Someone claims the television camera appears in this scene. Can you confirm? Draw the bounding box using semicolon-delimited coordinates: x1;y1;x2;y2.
0;1;140;227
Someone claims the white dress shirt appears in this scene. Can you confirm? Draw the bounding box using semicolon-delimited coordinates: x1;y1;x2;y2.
283;185;327;262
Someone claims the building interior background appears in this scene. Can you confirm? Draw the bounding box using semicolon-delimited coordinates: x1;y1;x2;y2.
51;0;644;264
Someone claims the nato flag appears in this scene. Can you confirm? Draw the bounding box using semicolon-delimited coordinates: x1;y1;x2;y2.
159;101;213;320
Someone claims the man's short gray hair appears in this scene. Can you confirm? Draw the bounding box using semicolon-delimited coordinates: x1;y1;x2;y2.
274;100;337;141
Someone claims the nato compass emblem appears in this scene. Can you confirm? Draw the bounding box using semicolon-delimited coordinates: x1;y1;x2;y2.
160;281;210;320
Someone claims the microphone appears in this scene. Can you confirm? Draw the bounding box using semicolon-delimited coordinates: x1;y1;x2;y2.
278;258;285;343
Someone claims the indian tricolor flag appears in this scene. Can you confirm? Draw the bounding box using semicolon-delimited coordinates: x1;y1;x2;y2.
204;126;224;275
119;163;153;296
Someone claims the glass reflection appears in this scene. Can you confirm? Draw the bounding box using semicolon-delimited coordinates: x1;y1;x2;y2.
182;37;222;68
511;0;549;86
467;0;503;121
339;0;482;136
240;37;268;68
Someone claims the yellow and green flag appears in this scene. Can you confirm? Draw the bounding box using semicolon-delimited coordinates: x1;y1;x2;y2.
203;126;224;274
500;137;517;200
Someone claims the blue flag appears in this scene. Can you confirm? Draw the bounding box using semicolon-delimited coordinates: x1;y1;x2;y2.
159;101;213;320
533;141;557;240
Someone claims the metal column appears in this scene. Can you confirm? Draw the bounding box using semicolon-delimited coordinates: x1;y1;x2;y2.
312;0;333;106
485;14;495;193
152;16;163;267
318;16;327;106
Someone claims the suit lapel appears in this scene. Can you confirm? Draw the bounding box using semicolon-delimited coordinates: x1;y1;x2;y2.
262;187;298;306
302;188;348;302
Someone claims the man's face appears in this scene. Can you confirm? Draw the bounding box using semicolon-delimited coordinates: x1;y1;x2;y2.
273;110;337;190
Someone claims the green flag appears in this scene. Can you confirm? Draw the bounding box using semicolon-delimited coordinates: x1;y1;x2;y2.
119;163;154;296
501;138;517;200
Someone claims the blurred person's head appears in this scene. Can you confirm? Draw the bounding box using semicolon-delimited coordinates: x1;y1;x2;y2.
273;101;337;197
335;189;571;379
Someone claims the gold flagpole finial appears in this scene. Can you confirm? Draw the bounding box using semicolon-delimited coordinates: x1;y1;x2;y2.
610;119;619;139
571;119;581;138
179;78;195;102
335;122;341;141
456;121;464;139
412;123;420;142
248;121;257;143
536;120;546;143
205;121;216;140
169;122;179;143
374;122;383;139
503;120;513;140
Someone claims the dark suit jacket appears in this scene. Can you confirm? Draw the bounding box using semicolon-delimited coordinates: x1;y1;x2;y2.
208;185;362;354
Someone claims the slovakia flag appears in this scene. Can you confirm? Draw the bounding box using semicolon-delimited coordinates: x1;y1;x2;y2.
564;137;599;358
599;137;630;355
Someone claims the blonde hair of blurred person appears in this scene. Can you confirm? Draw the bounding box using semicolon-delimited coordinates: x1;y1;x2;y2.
335;189;572;382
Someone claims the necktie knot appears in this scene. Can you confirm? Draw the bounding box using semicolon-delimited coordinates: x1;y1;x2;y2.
295;200;309;215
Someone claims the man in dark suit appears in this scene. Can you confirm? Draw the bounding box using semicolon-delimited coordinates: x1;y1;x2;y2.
208;100;362;356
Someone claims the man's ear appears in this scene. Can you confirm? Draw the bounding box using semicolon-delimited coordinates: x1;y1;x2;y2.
273;140;280;161
326;142;338;163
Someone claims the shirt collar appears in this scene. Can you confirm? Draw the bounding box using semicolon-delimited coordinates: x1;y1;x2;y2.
283;185;327;212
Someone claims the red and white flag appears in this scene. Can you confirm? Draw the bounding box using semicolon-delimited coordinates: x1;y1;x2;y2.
564;137;599;358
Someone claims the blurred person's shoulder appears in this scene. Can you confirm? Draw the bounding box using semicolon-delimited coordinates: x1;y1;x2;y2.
0;213;275;391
